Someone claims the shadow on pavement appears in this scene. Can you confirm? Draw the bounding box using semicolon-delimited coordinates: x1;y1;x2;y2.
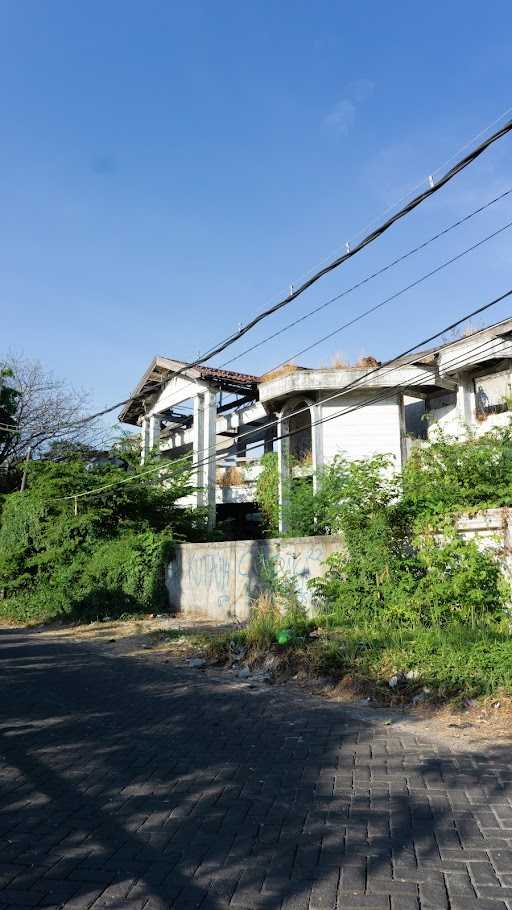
1;627;511;910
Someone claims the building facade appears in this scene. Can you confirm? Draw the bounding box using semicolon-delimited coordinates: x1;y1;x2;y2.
119;317;512;532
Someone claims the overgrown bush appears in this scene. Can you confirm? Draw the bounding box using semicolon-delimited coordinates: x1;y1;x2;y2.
402;426;512;515
312;520;508;631
255;452;279;534
255;451;397;538
239;429;512;698
310;624;512;697
0;456;202;624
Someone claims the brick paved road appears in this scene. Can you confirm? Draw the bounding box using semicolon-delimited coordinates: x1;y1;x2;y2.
1;629;512;910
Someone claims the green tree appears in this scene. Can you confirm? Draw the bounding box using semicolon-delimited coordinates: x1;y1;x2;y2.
0;457;204;624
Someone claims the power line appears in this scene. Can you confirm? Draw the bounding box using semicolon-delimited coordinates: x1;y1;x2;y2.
268;217;512;373
220;104;512;339
179;120;512;364
219;187;512;368
127;187;512;424
47;288;512;504
50;118;512;431
346;104;512;251
51;324;510;507
3;188;510;453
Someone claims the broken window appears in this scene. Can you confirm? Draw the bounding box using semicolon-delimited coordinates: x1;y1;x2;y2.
474;370;512;417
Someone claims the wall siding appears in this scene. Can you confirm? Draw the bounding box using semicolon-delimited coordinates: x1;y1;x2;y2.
320;392;403;467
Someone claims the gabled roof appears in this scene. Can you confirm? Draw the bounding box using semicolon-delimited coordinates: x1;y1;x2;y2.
119;356;259;425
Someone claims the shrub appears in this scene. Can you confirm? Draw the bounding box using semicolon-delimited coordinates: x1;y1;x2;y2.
311;624;512;697
255;452;279;535
245;593;282;647
402;425;512;515
0;456;198;624
255;451;397;538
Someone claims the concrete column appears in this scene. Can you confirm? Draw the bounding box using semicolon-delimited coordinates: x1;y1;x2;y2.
310;400;323;494
456;372;475;427
192;394;205;507
277;412;290;534
397;392;408;468
140;417;150;464
148;415;161;455
203;389;218;531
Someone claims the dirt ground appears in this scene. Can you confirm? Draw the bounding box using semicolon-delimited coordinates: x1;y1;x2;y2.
30;615;512;750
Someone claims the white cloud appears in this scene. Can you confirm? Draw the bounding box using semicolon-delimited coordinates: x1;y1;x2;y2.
324;99;356;135
323;79;374;135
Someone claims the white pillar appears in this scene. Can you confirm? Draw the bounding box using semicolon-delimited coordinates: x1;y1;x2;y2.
310;400;323;493
203;389;217;531
140;417;150;464
277;412;290;535
397;392;408;468
193;394;205;507
456;372;475;428
149;415;161;454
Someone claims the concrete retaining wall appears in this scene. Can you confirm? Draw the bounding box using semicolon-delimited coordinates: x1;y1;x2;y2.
166;509;512;622
166;535;343;621
454;508;512;582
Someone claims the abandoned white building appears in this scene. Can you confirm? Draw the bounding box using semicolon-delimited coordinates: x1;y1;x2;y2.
119;316;512;532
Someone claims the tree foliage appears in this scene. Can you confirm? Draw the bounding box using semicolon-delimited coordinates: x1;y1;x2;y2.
0;368;20;464
0;457;204;623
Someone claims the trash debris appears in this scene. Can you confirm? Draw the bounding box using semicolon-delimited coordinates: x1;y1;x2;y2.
388;675;399;689
237;666;251;679
276;628;293;645
189;657;206;668
412;686;432;705
405;670;420;681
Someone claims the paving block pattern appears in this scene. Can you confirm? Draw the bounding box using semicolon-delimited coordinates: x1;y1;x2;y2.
1;629;512;909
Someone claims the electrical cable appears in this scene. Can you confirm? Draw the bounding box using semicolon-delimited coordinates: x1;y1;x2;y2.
46;119;512;431
51;325;510;506
218;188;512;368
267;217;512;373
47;288;512;503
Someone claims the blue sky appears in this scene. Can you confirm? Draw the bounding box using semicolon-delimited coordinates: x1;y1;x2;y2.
2;1;512;430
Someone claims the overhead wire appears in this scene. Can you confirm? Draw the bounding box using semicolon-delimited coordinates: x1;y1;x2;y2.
122;214;512;451
215;103;512;346
267;216;512;373
47;288;512;504
44;118;512;431
127;186;512;419
218;187;512;368
6;209;512;481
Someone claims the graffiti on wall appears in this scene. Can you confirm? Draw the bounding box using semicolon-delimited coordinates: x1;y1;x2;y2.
167;537;341;619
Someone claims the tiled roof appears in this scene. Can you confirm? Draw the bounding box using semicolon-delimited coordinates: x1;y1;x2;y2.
199;366;259;384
